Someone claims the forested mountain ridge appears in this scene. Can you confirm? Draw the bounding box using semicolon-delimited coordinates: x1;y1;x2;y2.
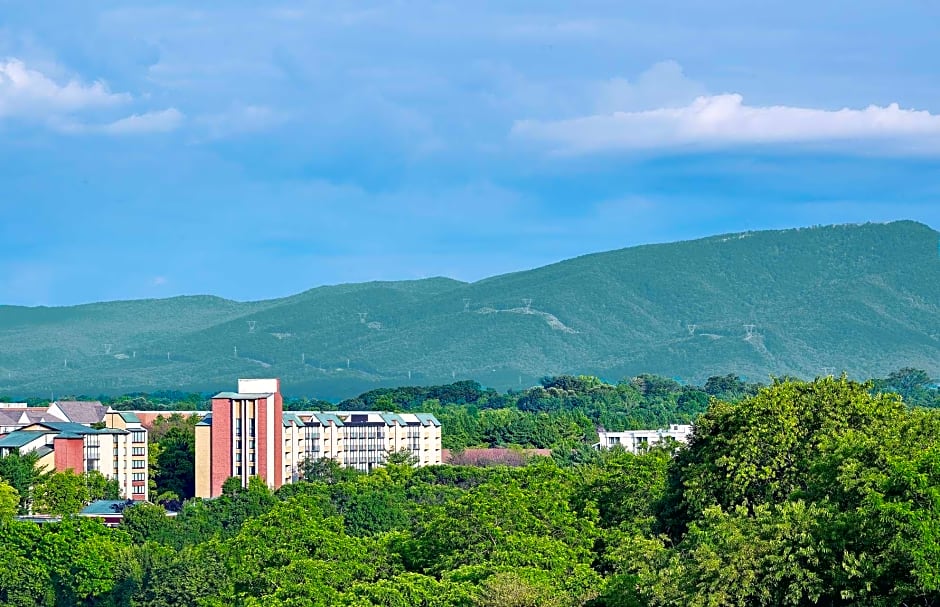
1;221;938;400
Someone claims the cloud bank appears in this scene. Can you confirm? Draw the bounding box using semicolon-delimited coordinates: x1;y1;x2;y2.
0;57;180;135
0;58;130;117
513;93;940;154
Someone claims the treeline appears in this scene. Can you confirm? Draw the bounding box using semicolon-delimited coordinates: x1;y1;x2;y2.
3;375;940;605
336;373;764;453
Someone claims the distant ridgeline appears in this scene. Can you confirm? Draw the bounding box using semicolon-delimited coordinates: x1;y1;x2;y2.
0;220;938;400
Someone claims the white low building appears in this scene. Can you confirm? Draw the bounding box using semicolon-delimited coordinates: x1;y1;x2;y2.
596;424;692;453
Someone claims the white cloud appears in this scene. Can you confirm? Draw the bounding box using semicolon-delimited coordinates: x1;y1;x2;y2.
0;58;130;118
51;108;184;135
0;57;182;136
100;108;183;134
513;93;940;154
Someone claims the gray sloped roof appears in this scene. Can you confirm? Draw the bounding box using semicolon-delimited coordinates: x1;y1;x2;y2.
53;401;108;424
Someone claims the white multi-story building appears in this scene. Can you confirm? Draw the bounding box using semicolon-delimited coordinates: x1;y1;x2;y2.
595;424;693;453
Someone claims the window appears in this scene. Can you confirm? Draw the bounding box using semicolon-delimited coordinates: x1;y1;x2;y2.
132;472;146;481
132;459;145;469
132;431;146;443
235;452;242;462
132;447;145;456
133;485;145;494
248;452;255;462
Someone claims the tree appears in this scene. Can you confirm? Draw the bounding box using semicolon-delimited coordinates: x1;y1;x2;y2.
33;470;88;515
300;457;358;484
221;476;243;496
85;470;121;501
656;376;905;539
0;480;18;520
876;367;937;406
154;426;196;499
0;451;44;513
385;448;420;467
704;374;748;398
122;502;173;544
648;377;940;606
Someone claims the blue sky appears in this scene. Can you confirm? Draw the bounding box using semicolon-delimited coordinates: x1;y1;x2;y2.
2;1;939;306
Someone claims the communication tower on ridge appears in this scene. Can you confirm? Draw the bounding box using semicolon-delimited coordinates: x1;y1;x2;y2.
522;298;533;312
247;321;256;333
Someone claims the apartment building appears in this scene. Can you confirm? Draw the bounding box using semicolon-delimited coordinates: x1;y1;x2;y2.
0;410;149;501
595;424;693;453
195;378;442;498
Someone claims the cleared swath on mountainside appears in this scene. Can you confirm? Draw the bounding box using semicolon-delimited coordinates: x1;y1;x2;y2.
1;221;938;400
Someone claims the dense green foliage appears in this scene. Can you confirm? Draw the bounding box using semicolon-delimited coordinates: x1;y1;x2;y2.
2;376;940;605
1;221;938;399
148;414;200;500
336;375;733;453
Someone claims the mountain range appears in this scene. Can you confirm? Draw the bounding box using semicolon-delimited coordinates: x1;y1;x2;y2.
1;221;938;400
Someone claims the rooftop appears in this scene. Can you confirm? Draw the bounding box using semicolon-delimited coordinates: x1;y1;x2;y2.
80;500;134;516
51;400;108;424
116;411;141;423
213;392;273;400
0;430;50;448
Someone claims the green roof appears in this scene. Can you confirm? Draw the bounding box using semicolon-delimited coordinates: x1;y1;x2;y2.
380;412;406;426
282;412;305;427
415;413;441;427
313;412;344;427
0;431;49;448
80;500;133;516
118;411;140;423
31;421;95;434
35;421;126;435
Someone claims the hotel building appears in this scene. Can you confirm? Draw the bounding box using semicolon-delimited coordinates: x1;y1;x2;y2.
195;378;442;498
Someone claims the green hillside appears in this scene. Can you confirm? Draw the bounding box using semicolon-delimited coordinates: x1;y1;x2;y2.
1;221;938;400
